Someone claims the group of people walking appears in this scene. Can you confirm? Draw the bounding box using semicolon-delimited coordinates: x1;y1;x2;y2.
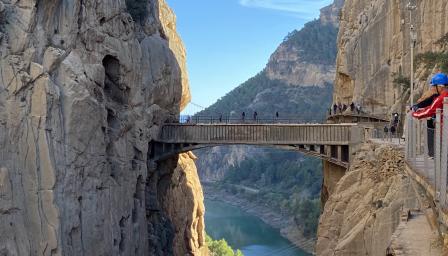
241;111;279;121
411;73;448;157
329;102;362;115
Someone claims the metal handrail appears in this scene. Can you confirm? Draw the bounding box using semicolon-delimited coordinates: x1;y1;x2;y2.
177;115;322;124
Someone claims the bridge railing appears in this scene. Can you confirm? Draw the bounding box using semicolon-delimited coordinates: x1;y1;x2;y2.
179;115;321;124
406;98;448;209
159;123;358;145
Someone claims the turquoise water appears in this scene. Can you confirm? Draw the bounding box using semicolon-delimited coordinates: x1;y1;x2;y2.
205;199;311;256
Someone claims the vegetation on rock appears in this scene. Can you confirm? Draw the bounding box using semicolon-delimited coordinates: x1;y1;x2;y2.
283;19;339;65
206;235;244;256
392;72;410;89
415;51;448;74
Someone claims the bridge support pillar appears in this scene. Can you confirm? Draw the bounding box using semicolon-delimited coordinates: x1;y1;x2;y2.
321;160;347;208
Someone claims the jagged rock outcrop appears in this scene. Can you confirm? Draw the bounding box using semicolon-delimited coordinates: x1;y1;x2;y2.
316;144;419;255
333;0;448;117
161;152;206;256
158;0;190;110
0;0;205;255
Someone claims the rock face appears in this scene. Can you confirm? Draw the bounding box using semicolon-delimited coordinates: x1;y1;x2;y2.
316;144;419;255
333;0;448;117
0;0;205;255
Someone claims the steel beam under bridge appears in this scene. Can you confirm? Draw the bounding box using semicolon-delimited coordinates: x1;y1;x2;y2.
151;123;366;168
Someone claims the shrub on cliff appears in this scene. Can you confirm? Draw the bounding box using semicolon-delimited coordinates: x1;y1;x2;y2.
126;0;148;22
415;51;448;74
206;235;244;256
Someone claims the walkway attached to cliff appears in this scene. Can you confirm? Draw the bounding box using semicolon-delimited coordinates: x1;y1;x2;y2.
151;115;384;168
404;100;448;242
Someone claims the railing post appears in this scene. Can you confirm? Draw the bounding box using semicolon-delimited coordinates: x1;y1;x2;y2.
441;98;448;208
405;113;410;160
422;120;429;173
416;120;421;154
409;113;415;160
436;109;442;199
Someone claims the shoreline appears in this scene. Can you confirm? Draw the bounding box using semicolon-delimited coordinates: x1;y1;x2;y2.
203;184;316;254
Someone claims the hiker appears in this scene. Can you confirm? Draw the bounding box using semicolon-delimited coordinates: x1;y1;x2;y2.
342;104;348;112
338;102;342;114
390;125;396;138
384;125;389;138
412;73;448;157
350;102;355;112
333;104;338;115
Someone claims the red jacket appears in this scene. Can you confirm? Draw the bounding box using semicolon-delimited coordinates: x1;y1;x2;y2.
413;90;448;119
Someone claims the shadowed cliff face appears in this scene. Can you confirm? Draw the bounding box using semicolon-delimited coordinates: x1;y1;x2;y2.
333;0;448;117
0;0;205;255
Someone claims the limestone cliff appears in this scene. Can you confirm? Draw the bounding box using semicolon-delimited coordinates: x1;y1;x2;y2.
316;144;419;255
0;0;205;255
333;0;448;117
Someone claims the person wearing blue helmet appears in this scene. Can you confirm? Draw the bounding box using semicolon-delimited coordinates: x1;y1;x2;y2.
412;73;448;111
412;72;448;157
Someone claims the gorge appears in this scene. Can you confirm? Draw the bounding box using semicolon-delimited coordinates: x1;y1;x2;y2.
1;0;448;255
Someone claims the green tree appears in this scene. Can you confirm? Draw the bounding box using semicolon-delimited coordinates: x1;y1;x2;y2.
206;235;244;256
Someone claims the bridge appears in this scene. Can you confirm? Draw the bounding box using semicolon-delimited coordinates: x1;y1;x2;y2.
151;121;368;168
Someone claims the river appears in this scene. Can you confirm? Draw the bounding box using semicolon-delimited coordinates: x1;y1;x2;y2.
205;199;311;256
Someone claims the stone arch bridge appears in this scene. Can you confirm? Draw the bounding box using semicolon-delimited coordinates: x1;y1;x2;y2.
151;122;375;168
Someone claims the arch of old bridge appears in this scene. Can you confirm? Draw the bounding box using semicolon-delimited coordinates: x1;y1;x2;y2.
151;116;376;168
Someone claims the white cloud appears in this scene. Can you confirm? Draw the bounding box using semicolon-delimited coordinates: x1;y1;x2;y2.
239;0;332;17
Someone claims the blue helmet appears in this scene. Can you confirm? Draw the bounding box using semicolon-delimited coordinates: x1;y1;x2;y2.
430;73;448;86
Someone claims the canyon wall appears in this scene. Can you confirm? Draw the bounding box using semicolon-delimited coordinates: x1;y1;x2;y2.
0;0;205;255
334;0;448;117
316;144;419;255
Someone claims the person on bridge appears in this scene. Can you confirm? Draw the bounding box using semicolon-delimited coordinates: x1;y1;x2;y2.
253;111;258;121
350;102;355;112
333;104;338;115
242;112;246;121
412;73;448;157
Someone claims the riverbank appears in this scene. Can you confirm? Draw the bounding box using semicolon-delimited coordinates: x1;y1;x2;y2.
203;183;316;254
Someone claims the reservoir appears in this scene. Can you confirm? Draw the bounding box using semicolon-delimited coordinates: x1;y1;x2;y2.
205;199;311;256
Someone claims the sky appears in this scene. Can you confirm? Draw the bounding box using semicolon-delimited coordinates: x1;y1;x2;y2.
166;0;333;115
